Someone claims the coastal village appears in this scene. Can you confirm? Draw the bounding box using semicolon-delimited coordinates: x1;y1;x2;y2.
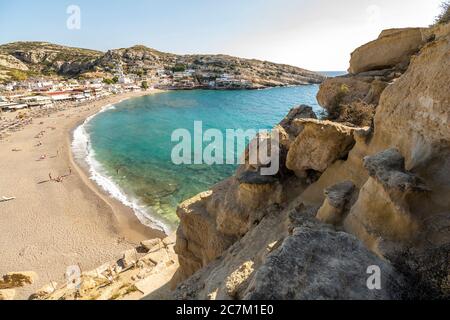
0;41;326;117
0;64;259;138
0;68;253;113
0;45;325;139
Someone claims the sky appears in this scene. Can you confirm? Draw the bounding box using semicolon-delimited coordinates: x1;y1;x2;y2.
0;0;444;71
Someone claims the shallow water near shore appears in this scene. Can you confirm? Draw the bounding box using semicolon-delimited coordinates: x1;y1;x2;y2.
74;86;327;231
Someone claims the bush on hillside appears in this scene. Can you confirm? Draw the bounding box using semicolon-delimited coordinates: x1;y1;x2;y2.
337;101;376;127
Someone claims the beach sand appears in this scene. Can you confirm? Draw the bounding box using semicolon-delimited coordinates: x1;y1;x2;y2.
0;90;166;299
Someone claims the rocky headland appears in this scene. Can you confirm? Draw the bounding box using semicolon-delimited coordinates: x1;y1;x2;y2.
173;22;450;300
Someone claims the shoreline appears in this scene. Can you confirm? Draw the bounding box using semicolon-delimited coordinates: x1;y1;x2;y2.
71;104;173;235
0;89;165;299
68;91;169;239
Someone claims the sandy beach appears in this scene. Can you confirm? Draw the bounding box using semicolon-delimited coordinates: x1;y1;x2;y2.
0;90;166;299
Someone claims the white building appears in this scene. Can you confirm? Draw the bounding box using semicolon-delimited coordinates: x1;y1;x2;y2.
19;95;53;107
44;91;73;102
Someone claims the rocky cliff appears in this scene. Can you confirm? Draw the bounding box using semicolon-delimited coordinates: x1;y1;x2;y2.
0;42;325;86
173;23;450;300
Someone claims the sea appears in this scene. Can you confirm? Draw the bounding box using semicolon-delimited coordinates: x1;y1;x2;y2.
72;71;346;233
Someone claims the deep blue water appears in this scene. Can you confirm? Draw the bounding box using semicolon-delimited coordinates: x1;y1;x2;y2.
78;74;343;230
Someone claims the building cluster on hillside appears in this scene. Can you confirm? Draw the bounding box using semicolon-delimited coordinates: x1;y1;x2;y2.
0;63;257;112
0;77;142;112
152;69;253;90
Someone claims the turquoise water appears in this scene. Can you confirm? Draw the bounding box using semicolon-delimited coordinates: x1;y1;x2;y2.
80;85;326;230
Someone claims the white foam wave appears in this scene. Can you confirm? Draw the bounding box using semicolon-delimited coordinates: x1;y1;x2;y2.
71;104;172;235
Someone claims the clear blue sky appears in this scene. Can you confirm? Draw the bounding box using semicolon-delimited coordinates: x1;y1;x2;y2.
0;0;443;70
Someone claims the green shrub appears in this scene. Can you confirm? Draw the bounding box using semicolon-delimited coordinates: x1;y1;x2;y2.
337;101;376;127
326;84;352;119
171;64;186;72
103;77;119;85
8;69;28;81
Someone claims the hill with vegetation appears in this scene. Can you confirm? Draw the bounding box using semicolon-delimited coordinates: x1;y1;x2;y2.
0;42;325;86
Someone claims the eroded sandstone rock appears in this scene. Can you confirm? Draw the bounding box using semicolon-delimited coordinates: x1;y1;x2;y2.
286;119;358;176
31;235;179;300
344;149;429;255
316;77;371;115
349;28;426;74
316;181;356;226
174;188;238;281
244;216;406;300
173;23;450;301
141;239;165;252
276;105;317;150
370;34;450;168
121;249;138;268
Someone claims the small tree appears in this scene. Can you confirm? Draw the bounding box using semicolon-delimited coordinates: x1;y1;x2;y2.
102;78;113;85
435;1;450;25
171;64;186;72
141;81;149;90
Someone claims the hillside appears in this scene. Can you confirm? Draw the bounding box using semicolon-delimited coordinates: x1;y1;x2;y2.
0;42;325;86
0;42;102;80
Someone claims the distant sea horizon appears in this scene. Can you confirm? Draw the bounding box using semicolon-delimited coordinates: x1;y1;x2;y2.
318;71;347;77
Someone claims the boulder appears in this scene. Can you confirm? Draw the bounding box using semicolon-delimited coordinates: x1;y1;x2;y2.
121;249;137;268
279;105;317;128
286;119;358;176
0;271;38;289
0;289;16;300
276;105;317;150
244;216;406;300
316;181;356;226
141;239;164;252
316;77;371;115
349;28;426;74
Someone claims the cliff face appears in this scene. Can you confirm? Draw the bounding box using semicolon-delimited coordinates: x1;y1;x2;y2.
173;24;450;300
